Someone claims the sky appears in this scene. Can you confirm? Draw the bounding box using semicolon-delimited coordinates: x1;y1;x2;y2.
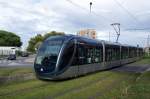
0;0;150;49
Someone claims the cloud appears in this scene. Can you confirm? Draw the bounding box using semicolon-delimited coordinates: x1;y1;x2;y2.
0;0;149;48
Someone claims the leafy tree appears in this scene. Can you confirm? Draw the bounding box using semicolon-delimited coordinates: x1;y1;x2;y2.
27;31;64;53
27;34;43;53
43;31;64;40
0;30;22;47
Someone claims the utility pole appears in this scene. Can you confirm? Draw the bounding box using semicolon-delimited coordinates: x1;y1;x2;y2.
147;35;150;56
90;2;92;13
109;31;111;42
111;23;120;43
147;35;150;47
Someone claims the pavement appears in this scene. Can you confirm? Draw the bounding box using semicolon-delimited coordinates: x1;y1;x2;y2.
0;55;35;68
112;64;150;73
146;67;150;71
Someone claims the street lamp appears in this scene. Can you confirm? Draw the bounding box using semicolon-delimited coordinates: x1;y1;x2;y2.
90;2;92;13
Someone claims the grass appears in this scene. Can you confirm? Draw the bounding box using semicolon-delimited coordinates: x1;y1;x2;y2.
0;67;35;85
0;79;48;95
0;58;149;99
57;72;139;99
0;67;34;77
0;71;114;99
1;71;148;99
124;72;150;99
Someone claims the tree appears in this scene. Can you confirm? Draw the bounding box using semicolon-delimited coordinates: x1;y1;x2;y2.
0;30;22;47
43;31;64;40
27;31;64;53
27;34;43;53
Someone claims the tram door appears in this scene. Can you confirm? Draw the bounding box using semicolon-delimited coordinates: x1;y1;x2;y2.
77;43;87;75
78;45;85;64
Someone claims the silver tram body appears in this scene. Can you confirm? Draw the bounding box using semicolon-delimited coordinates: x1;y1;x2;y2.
34;35;143;80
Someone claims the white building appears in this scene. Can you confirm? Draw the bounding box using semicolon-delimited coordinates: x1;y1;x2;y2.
0;46;21;55
145;47;150;56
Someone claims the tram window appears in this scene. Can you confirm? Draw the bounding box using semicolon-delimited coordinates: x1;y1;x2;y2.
105;45;120;61
105;47;112;61
121;47;128;59
129;48;131;58
78;44;86;65
95;47;102;63
87;48;92;64
91;48;94;63
129;47;135;58
112;48;116;61
86;46;102;64
116;47;120;60
86;47;94;64
77;44;103;65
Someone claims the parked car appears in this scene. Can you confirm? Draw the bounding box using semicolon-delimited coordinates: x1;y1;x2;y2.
7;54;16;60
21;52;29;57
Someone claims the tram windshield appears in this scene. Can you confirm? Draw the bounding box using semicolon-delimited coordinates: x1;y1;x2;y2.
35;40;63;66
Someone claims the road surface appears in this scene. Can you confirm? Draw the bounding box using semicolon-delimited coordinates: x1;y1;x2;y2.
112;64;150;73
0;55;35;68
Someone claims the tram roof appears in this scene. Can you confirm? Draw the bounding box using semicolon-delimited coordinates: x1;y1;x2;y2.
46;34;141;48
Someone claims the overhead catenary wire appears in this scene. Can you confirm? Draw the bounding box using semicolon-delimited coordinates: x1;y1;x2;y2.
66;0;89;12
66;0;113;22
66;0;147;31
124;28;150;31
66;0;148;46
65;0;109;29
113;0;141;24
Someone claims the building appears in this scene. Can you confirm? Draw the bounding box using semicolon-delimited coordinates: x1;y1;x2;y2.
145;47;150;56
0;46;21;55
77;29;97;39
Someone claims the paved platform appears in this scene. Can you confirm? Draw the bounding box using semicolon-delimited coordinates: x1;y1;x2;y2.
112;64;150;73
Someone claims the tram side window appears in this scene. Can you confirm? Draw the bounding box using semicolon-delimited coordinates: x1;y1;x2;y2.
105;47;112;61
139;49;143;56
78;45;86;65
78;44;103;65
133;48;135;57
141;49;144;56
105;46;120;61
135;48;138;57
129;48;135;58
111;47;120;61
125;47;129;58
87;48;92;64
131;48;134;58
112;48;115;61
134;48;137;57
129;48;131;58
122;47;128;59
117;47;121;60
95;47;102;63
91;48;97;63
86;46;102;64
